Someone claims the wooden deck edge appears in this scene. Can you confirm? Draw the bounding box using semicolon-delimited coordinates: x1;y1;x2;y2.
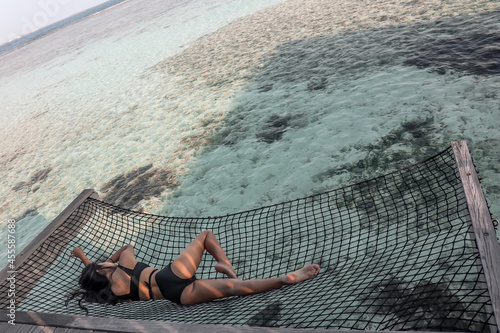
0;310;473;333
451;141;500;331
0;189;99;284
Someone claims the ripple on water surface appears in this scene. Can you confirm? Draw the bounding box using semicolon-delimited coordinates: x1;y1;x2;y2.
0;0;499;262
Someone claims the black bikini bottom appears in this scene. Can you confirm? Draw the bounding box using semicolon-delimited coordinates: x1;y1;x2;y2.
155;263;196;304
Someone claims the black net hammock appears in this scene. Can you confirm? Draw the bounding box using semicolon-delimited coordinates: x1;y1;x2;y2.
1;142;499;332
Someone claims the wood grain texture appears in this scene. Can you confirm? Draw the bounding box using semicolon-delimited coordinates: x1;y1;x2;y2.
452;140;500;331
0;309;475;333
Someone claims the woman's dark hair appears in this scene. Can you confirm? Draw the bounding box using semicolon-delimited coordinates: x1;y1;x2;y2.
66;263;120;314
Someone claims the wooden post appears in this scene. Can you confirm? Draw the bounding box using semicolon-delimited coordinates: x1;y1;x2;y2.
0;189;99;284
452;141;500;331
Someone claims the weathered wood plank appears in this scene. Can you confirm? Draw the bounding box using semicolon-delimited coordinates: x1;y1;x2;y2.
39;327;55;333
452;140;500;331
22;325;43;333
53;328;71;333
0;321;12;329
26;326;50;333
3;322;33;332
0;321;15;332
14;324;39;333
0;309;472;333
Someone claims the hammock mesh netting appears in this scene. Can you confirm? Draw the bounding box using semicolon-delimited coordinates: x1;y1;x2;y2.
0;146;497;331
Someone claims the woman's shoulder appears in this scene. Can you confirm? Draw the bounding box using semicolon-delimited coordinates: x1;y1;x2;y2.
117;253;138;269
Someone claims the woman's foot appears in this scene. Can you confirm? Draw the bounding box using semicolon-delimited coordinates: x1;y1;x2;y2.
215;261;238;279
283;264;320;285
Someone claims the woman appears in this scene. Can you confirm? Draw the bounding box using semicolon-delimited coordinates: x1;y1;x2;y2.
67;230;320;311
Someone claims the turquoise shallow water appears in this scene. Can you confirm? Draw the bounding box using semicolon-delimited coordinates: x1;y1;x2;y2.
0;0;499;270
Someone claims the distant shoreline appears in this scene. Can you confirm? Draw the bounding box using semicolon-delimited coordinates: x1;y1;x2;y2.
0;0;128;55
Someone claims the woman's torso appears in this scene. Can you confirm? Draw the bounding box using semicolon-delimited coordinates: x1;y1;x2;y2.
111;263;164;301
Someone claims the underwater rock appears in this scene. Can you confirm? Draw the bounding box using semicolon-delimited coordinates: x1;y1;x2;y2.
101;164;153;192
216;110;307;146
258;84;274;92
246;301;281;327
267;114;292;128
368;278;487;331
370;278;414;317
404;31;500;76
11;167;52;192
253;11;500;91
256;127;286;143
256;114;303;143
213;12;498;152
30;167;52;183
100;165;179;209
313;116;438;185
12;181;29;191
307;78;328;91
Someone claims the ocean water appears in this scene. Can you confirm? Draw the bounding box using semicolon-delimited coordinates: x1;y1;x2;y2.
0;0;499;273
0;0;128;55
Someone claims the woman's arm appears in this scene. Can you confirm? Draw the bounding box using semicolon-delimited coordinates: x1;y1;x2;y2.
68;246;92;267
105;244;134;264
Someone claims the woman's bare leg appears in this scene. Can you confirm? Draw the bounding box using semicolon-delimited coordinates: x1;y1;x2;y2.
181;264;320;305
171;230;237;280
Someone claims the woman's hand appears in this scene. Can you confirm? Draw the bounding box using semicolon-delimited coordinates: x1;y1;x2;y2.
69;246;93;266
69;246;85;259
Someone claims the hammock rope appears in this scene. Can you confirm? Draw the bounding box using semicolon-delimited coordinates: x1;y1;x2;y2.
0;145;497;331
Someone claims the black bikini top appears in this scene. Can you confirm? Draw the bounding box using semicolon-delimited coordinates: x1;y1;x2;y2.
115;262;157;301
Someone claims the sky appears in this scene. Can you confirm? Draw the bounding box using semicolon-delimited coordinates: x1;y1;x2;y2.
0;0;110;45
